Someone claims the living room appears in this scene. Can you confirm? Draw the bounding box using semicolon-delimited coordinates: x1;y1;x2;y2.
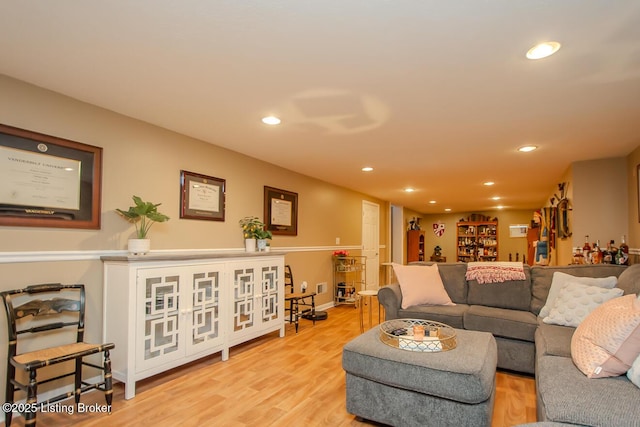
2;2;640;426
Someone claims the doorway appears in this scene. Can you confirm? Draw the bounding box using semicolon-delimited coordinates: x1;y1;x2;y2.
362;201;380;290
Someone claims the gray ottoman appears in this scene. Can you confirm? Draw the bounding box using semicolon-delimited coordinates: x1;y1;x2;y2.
342;327;497;427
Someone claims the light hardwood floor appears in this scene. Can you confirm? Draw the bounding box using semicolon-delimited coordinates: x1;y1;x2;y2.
3;303;537;426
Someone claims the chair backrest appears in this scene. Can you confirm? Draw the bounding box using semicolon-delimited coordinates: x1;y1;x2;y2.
1;283;86;358
284;265;294;294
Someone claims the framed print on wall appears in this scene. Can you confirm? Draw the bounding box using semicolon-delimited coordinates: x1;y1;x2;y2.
264;186;298;235
180;170;225;221
0;124;102;229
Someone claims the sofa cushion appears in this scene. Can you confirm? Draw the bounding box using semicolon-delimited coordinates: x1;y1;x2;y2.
537;355;640;426
530;264;626;316
617;264;640;296
409;262;468;304
399;304;469;329
393;263;455;309
464;305;537;342
571;294;640;378
535;321;574;358
467;265;531;311
539;272;618;319
542;282;623;327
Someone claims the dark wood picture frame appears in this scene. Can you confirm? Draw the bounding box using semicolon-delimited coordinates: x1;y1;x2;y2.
264;186;298;235
0;124;102;229
180;170;225;221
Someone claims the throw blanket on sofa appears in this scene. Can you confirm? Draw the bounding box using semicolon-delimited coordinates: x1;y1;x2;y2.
465;262;526;284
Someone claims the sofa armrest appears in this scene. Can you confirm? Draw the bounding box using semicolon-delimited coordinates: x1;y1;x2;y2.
378;284;402;320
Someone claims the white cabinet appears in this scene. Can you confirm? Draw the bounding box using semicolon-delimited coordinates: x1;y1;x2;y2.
228;261;281;347
102;253;284;399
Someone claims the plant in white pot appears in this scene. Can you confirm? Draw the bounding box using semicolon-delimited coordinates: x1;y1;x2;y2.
239;216;272;252
116;195;170;255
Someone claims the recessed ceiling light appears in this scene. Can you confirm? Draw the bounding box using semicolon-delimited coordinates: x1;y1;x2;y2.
444;208;452;212
496;205;504;209
261;116;281;125
526;41;561;60
492;196;501;201
483;181;495;186
518;145;538;153
361;167;373;172
429;200;436;204
404;188;415;193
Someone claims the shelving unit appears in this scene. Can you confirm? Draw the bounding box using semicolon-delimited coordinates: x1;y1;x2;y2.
457;221;498;262
333;255;366;306
407;230;426;263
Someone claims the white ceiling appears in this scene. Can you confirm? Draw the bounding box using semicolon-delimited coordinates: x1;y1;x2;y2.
1;1;640;214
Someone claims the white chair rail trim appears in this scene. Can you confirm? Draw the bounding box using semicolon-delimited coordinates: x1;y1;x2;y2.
0;245;370;264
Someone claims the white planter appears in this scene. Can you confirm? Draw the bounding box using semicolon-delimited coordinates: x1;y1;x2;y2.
244;238;257;252
128;238;151;255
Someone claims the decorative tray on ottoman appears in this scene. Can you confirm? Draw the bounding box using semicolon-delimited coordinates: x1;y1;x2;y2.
379;319;457;352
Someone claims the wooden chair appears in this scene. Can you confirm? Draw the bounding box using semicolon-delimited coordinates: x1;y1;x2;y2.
1;283;115;426
284;265;317;333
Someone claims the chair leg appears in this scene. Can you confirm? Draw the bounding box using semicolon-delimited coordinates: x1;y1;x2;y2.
74;358;82;404
5;362;15;426
25;369;37;426
104;350;113;407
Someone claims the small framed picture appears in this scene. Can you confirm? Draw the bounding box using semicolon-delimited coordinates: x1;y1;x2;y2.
264;186;298;235
180;170;225;221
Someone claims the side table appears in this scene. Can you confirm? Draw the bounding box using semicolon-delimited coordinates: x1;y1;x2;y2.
358;289;381;332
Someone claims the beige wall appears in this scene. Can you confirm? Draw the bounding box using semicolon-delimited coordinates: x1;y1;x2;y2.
0;75;388;399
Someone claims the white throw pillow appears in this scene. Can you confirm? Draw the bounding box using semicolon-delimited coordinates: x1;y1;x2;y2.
628;353;640;388
392;263;455;309
543;282;623;327
539;272;617;318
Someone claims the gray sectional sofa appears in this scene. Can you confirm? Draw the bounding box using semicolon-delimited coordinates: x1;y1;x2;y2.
378;262;640;426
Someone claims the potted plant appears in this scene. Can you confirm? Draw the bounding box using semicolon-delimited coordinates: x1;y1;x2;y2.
116;195;170;255
239;216;272;252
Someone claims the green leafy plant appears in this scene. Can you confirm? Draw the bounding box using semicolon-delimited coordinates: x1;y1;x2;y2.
116;195;170;239
239;216;272;240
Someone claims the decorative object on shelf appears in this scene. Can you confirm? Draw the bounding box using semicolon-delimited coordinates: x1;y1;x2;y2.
264;186;298;236
239;216;272;252
179;170;226;221
433;246;442;257
408;217;421;230
0;123;103;230
333;250;350;269
116;195;170;255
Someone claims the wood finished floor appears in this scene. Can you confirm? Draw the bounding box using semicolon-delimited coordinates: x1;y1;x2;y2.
3;303;537;427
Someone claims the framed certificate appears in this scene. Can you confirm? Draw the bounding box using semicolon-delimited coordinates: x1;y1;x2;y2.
0;124;102;229
264;186;298;235
180;170;225;221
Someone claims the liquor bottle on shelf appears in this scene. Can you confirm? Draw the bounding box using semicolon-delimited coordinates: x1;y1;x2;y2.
583;236;592;264
603;241;613;264
592;240;601;264
617;235;629;265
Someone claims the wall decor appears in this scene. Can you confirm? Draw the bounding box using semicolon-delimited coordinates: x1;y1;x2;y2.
180;170;225;221
0;124;102;229
264;186;298;235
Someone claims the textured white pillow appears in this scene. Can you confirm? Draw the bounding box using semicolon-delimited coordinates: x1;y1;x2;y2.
543;282;623;327
628;353;640;388
539;272;617;318
392;263;455;309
